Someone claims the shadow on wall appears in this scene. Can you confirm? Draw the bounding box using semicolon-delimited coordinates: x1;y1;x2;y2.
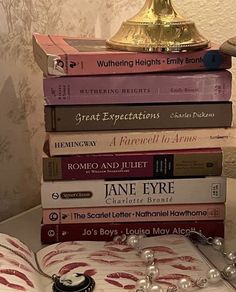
0;76;40;221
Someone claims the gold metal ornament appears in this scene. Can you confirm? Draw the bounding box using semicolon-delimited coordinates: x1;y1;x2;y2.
106;0;210;53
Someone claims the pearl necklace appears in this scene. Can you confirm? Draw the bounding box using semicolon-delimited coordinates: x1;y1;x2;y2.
113;231;236;291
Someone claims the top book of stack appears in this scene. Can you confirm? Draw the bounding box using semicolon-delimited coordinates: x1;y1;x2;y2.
32;33;232;76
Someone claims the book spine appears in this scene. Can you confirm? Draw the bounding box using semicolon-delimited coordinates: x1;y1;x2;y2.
43;149;223;181
48;128;236;156
68;51;232;76
41;220;225;243
55;44;232;76
42;204;225;224
43;71;232;105
33;34;232;76
33;34;65;76
44;102;232;132
41;176;226;208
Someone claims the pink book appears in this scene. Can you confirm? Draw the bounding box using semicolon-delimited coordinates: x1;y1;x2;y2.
42;203;225;224
33;33;232;76
43;70;232;105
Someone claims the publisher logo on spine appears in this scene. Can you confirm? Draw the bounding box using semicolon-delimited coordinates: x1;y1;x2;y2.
61;191;93;199
49;212;59;221
47;230;55;237
203;51;222;69
211;183;221;198
52;192;59;200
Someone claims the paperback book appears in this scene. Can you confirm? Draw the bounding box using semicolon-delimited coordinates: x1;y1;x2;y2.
41;176;226;209
46;128;236;156
32;33;232;76
0;233;234;291
44;102;233;131
42;148;223;181
41;220;225;242
43;70;232;105
42;203;225;224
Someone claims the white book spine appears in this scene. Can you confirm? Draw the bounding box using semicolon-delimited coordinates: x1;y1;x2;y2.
48;128;236;156
41;177;227;208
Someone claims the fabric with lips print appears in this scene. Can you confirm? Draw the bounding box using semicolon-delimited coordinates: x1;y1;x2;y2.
0;233;234;291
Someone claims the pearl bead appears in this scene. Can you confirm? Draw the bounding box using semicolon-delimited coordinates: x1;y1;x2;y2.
141;249;155;265
177;278;192;291
212;237;224;251
147;284;164;292
135;278;150;290
222;264;236;280
126;235;140;249
206;268;221;284
224;251;236;264
145;265;160;281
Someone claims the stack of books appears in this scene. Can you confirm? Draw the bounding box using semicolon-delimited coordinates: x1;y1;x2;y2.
32;33;236;244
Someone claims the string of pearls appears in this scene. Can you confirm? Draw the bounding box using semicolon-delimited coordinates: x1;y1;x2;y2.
113;232;236;292
205;236;236;280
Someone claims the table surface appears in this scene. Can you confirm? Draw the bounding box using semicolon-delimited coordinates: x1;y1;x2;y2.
0;179;235;252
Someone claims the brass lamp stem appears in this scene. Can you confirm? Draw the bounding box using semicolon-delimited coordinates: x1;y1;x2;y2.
106;0;210;52
141;0;177;18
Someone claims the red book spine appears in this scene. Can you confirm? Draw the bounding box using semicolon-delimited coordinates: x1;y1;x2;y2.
41;221;224;243
42;148;223;181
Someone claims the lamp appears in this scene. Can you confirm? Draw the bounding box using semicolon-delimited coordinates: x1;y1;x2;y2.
106;0;210;53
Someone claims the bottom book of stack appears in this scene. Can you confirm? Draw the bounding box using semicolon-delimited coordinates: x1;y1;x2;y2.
41;220;225;243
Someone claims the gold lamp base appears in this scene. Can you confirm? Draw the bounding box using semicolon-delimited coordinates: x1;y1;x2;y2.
106;0;210;53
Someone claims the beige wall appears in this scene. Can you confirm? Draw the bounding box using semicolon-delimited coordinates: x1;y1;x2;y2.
0;0;236;221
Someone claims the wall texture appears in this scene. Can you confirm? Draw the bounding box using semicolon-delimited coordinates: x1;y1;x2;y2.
0;0;236;220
